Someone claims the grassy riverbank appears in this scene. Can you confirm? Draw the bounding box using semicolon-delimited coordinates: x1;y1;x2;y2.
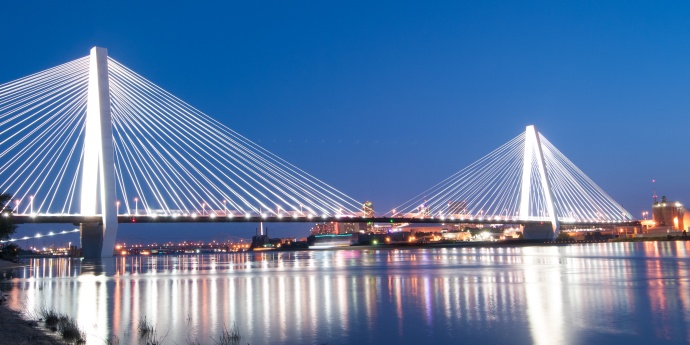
0;258;65;344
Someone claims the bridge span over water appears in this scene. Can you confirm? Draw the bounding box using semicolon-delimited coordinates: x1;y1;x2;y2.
0;47;634;256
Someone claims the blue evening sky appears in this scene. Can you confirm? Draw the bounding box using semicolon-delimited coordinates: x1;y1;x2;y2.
2;1;689;243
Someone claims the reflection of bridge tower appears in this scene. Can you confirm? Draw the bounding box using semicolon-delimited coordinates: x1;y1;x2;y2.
519;125;560;240
81;47;118;258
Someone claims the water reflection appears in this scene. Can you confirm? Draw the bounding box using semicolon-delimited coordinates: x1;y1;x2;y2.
2;242;689;344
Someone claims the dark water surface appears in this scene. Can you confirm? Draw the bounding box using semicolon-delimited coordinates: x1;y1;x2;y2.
1;242;689;344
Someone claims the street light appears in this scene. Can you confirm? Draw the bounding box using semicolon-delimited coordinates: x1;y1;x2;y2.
223;200;227;215
134;197;139;215
30;195;33;215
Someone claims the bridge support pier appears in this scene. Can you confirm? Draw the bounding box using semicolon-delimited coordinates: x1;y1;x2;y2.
80;223;104;258
521;223;557;241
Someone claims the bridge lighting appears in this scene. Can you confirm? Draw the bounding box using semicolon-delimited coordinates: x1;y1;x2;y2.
48;232;54;236
134;197;139;215
245;213;251;219
116;201;120;215
293;213;298;219
30;195;33;214
35;234;41;238
191;213;197;219
308;214;313;220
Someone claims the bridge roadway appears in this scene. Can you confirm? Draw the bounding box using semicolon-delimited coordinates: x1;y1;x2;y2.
8;214;640;228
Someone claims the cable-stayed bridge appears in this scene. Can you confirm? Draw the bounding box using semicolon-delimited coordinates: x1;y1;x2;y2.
0;47;636;256
389;125;635;239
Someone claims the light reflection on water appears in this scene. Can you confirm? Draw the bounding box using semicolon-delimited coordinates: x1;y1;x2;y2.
1;242;689;344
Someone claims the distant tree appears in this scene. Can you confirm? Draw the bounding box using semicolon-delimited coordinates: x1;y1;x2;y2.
0;243;19;260
0;193;17;240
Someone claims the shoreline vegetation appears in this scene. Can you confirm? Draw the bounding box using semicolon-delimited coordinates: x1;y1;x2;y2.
0;236;687;344
0;295;242;345
0;305;65;345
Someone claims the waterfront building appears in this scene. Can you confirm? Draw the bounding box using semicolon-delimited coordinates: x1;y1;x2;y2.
310;222;337;235
652;196;686;230
310;222;364;235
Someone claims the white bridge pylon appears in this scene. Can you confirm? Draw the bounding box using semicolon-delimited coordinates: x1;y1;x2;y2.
392;125;633;239
0;47;364;256
81;47;118;257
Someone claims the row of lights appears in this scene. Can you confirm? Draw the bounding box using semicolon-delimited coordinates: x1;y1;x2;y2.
0;229;80;243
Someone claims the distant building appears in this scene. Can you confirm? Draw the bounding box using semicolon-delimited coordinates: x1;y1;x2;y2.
311;222;363;235
417;204;430;217
652;196;686;231
335;222;361;234
311;222;337;235
363;201;374;218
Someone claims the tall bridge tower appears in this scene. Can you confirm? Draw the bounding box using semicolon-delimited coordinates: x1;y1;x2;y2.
81;47;118;258
519;125;560;240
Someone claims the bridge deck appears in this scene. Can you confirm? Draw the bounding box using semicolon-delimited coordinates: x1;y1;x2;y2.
7;214;639;227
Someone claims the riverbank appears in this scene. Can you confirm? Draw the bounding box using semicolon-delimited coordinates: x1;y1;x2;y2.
0;303;64;344
0;259;63;344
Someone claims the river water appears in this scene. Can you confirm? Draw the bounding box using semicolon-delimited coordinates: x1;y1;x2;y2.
1;242;689;344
